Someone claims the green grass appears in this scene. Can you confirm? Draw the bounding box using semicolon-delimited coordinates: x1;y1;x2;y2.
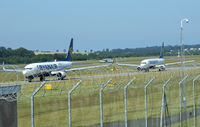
15;68;200;127
1;55;200;126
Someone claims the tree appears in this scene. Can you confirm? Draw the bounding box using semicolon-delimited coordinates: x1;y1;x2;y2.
106;48;109;52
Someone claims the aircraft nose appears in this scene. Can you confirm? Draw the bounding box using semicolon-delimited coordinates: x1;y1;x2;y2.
22;70;28;75
140;64;146;68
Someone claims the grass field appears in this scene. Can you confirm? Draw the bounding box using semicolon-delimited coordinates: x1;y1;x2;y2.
1;56;200;126
16;68;200;127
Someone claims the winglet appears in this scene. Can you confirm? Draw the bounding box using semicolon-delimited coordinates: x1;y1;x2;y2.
63;38;73;61
159;42;164;58
2;61;5;71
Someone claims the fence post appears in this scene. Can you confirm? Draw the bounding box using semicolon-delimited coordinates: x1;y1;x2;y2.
100;79;112;127
31;82;46;127
179;75;188;127
124;77;136;127
193;74;200;127
68;80;82;127
160;77;172;127
145;78;155;127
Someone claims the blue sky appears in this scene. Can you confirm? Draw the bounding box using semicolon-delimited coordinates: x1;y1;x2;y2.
0;0;199;52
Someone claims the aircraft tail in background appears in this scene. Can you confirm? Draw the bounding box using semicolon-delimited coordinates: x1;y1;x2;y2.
159;42;164;58
63;38;73;61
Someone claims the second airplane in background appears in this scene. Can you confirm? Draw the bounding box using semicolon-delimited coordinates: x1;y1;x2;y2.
117;43;194;72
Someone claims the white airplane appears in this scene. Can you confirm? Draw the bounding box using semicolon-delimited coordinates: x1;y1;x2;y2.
3;38;110;82
117;43;194;72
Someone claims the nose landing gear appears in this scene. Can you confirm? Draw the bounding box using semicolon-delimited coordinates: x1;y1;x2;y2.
137;67;142;71
27;76;34;82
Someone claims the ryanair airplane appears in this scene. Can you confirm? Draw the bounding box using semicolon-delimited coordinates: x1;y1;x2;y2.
118;43;194;72
3;38;109;82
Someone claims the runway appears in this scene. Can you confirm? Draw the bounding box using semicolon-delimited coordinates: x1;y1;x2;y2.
0;65;198;87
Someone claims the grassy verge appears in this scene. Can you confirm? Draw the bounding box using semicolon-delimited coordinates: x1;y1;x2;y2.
16;67;200;127
1;56;200;126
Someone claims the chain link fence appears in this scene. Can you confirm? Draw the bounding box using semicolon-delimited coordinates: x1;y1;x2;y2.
0;63;200;127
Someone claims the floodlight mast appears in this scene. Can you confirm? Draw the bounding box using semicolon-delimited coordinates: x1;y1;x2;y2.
180;18;189;65
180;18;189;90
180;18;189;74
180;18;189;127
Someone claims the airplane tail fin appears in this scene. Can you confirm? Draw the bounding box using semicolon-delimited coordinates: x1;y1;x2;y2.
63;38;73;61
159;42;164;58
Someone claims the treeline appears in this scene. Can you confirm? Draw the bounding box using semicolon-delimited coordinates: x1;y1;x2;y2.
0;47;64;64
0;44;200;64
110;44;200;55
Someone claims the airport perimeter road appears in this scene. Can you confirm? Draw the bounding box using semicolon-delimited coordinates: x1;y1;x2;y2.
0;66;199;86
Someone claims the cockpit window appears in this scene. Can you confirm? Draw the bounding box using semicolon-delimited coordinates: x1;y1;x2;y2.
25;68;32;70
141;62;146;64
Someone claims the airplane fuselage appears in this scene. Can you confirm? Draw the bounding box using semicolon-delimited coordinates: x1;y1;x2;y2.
22;61;72;77
137;58;165;71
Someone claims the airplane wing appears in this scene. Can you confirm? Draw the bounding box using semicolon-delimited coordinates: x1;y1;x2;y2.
1;62;24;72
2;66;24;72
116;63;139;67
165;60;195;66
64;64;111;72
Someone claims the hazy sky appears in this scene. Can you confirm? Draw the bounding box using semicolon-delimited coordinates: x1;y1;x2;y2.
0;0;200;52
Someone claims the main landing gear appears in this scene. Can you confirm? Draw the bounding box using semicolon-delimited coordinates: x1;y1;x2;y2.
40;75;45;81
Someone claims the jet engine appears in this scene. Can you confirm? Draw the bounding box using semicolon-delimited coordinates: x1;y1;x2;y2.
51;71;66;80
156;65;166;71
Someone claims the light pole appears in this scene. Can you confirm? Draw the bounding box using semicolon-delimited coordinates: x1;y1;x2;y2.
180;18;189;127
180;18;189;73
180;18;189;92
180;18;189;71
